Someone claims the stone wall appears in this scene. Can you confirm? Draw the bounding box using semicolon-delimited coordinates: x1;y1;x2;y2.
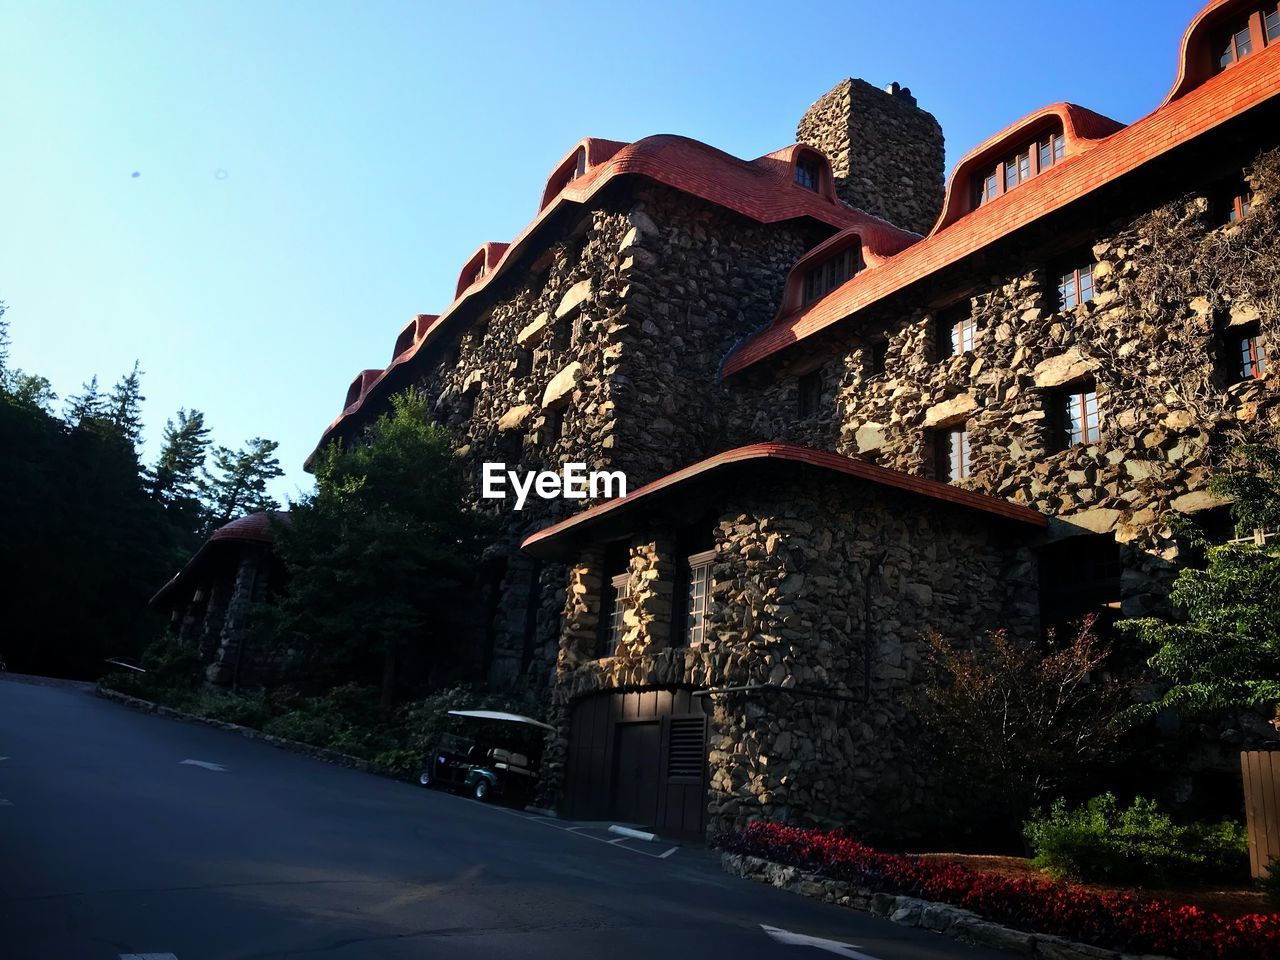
731;150;1280;620
542;474;1038;838
404;183;825;691
797;78;945;236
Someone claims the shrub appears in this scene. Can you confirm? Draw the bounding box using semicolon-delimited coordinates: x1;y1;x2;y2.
190;689;271;728
263;709;349;748
715;821;1279;960
1024;793;1248;886
1263;860;1280;908
373;747;421;780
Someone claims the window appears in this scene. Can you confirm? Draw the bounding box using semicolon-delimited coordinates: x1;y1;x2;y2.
543;406;563;444
513;348;532;378
803;245;863;305
795;157;820;191
682;549;715;647
1054;386;1100;447
604;573;629;654
573;147;587;180
1215;5;1280;72
1229;189;1254;223
868;339;890;376
595;544;630;658
1057;261;1095;310
1212;178;1254;224
1038;534;1122;635
1218;22;1253;69
973;131;1066;208
932;426;971;482
797;369;822;418
936;301;975;358
1237;328;1267;380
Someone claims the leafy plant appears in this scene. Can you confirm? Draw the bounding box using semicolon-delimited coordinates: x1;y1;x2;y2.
1023;792;1247;886
1262;859;1280;908
917;617;1134;826
1125;432;1280;719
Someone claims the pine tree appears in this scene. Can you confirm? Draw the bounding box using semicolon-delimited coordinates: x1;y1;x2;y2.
65;376;108;425
0;300;9;376
150;408;211;522
201;437;285;529
107;361;146;448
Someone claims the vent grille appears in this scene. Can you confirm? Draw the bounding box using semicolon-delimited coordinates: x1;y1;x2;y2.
667;717;706;779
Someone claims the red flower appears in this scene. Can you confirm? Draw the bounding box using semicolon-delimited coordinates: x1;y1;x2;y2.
714;822;1279;960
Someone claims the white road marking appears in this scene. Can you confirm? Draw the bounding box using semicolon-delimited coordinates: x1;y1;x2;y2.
487;806;680;860
0;799;12;807
760;925;886;959
119;953;179;959
178;759;226;772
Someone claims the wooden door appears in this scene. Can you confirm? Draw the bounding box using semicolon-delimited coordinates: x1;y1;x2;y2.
610;721;661;826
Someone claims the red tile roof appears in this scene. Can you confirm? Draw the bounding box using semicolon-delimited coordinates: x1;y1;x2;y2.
521;443;1046;560
310;134;915;463
929;103;1124;236
723;13;1280;377
151;512;287;608
1162;0;1259;106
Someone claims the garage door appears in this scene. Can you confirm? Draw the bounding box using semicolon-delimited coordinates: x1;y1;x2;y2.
563;688;709;839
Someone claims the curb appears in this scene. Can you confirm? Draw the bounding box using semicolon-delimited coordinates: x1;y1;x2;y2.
721;853;1174;960
95;685;403;779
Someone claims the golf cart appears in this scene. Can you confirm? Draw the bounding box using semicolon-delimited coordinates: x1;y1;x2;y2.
418;709;555;805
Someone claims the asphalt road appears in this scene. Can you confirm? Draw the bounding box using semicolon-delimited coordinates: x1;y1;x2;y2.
0;676;1006;960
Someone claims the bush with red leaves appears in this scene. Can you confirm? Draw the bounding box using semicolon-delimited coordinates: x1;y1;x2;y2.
714;821;1279;960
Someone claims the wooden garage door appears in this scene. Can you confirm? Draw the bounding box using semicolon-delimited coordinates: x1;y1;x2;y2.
564;689;709;838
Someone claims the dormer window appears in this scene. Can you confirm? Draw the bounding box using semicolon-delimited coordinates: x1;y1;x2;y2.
973;131;1066;208
573;147;587;180
1214;4;1280;72
802;244;863;305
795;157;820;191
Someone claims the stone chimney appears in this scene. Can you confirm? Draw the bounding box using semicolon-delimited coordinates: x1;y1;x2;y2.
797;78;945;236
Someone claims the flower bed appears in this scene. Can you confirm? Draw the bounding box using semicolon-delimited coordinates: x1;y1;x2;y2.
714;822;1280;960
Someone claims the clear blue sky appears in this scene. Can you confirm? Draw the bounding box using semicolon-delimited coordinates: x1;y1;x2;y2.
1;0;1203;501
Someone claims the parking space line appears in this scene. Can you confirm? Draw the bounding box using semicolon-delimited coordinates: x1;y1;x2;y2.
487;806;681;860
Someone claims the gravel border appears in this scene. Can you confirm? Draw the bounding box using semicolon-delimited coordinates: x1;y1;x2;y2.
95;685;405;779
721;852;1174;960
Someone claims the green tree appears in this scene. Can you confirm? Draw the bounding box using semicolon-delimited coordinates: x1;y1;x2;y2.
150;408;211;525
260;389;486;706
201;437;284;529
65;375;108;425
1126;433;1280;719
106;361;146;449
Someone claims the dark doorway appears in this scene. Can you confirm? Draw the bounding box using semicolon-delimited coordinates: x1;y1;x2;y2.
563;688;709;839
611;722;661;825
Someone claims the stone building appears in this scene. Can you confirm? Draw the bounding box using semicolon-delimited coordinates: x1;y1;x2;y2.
151;512;287;687
155;0;1278;838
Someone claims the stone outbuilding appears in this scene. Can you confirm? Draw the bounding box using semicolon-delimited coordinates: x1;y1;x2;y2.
151;512;286;687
